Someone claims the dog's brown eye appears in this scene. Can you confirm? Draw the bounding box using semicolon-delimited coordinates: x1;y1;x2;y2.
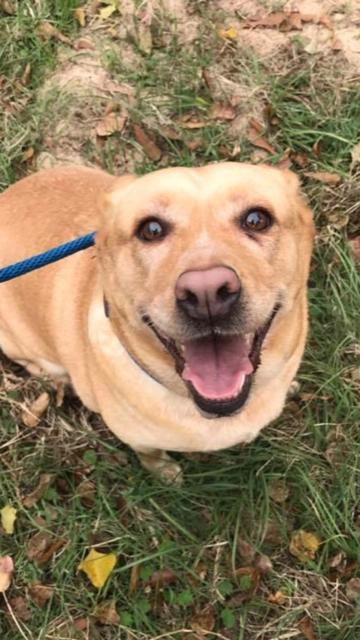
136;218;168;242
241;208;273;232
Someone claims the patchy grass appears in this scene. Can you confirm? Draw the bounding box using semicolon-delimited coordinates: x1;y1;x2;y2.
0;1;359;639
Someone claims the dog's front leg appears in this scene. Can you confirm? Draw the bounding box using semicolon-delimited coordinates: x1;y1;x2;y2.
134;447;183;485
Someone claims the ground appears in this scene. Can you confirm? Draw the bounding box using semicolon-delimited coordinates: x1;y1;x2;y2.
0;1;359;639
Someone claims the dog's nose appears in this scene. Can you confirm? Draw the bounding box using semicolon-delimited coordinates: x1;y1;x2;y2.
175;267;241;320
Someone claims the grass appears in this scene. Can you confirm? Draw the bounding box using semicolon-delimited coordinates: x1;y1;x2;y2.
0;2;359;639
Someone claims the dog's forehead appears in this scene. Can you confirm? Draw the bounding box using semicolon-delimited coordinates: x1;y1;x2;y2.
109;163;298;224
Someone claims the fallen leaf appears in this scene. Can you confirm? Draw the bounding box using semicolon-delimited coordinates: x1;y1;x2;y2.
21;63;31;85
146;568;177;588
159;125;182;141
247;12;287;29
76;479;96;508
96;113;126;137
350;142;360;171
177;115;208;130
209;103;236;121
185;138;203;152
74;6;86;27
38;21;72;45
218;26;237;40
26;531;66;565
137;22;152;54
9;596;32;621
191;604;215;634
22;391;50;427
268;590;287;605
346;577;360;601
232;566;260;601
304;171;342;185
133;124;162;161
99;0;118;20
22;473;53;508
93;599;120;625
28;582;54;607
290;151;310;168
254;553;273;574
78;548;117;589
21;147;34;163
74;37;96;51
269;479;290;503
0;556;14;593
298;615;317;640
0;0;15;15
237;538;256;564
247;126;276;154
128;564;139;594
1;504;17;534
348;236;360;264
289;530;321;562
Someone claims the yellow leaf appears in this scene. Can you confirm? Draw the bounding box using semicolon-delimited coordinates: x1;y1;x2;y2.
289;530;321;562
218;26;238;40
99;4;117;20
1;505;17;535
78;549;117;589
0;556;14;593
74;7;86;27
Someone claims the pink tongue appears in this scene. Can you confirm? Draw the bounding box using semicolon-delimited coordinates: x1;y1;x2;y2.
182;335;253;400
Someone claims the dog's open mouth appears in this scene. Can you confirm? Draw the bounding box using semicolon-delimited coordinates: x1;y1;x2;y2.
143;306;279;417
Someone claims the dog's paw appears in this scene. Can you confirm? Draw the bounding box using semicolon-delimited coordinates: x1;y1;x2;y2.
136;449;183;485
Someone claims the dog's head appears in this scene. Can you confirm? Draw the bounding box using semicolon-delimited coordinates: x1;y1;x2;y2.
97;163;314;417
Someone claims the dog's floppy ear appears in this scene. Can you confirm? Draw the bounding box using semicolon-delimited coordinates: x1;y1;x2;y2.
280;167;314;229
98;174;137;221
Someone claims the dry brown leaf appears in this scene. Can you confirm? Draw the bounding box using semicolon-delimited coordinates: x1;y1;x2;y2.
74;7;86;27
177;115;208;130
247;127;276;154
137;23;152;54
268;590;287;605
0;0;15;15
21;147;34;163
74;37;95;51
290;151;310;168
209;103;236;121
304;171;342;185
128;564;139;594
78;548;117;589
348;236;360;264
254;553;273;574
93;599;120;625
237;538;256;564
38;21;72;45
159;126;182;141
22;391;50;427
76;479;96;508
1;504;17;534
28;582;54;607
0;556;14;593
133;124;162;161
146;568;177;588
185;139;203;152
191;604;215;635
346;577;360;601
26;531;66;565
232;566;260;600
289;530;321;562
73;617;89;631
298;615;317;640
22;473;53;508
350;142;360;171
9;595;32;621
21;63;31;86
96;113;126;137
269;479;290;503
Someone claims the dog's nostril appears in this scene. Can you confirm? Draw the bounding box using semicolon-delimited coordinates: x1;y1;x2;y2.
217;284;231;301
185;289;198;307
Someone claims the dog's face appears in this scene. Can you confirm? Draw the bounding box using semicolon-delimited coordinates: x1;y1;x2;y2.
97;163;314;417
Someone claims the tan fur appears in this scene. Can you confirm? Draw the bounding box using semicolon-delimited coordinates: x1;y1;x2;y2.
0;163;314;479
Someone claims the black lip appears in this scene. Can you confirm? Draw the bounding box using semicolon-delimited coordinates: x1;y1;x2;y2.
142;304;280;418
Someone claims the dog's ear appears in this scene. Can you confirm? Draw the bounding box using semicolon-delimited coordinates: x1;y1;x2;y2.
280;168;315;229
98;175;137;221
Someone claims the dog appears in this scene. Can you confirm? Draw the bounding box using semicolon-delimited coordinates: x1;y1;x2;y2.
0;163;314;482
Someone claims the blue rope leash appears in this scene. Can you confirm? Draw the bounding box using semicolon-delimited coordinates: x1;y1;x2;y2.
0;232;96;283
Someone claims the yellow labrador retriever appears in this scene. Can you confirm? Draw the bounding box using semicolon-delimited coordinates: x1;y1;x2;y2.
0;163;314;481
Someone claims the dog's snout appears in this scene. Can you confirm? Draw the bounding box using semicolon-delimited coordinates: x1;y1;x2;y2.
175;266;240;320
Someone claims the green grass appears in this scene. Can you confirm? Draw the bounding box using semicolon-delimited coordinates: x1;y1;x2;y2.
0;2;359;639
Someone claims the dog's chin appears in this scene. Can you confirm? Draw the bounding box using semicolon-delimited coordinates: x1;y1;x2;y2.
142;305;279;419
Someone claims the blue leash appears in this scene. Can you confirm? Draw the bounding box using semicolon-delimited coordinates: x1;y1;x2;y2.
0;232;96;283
